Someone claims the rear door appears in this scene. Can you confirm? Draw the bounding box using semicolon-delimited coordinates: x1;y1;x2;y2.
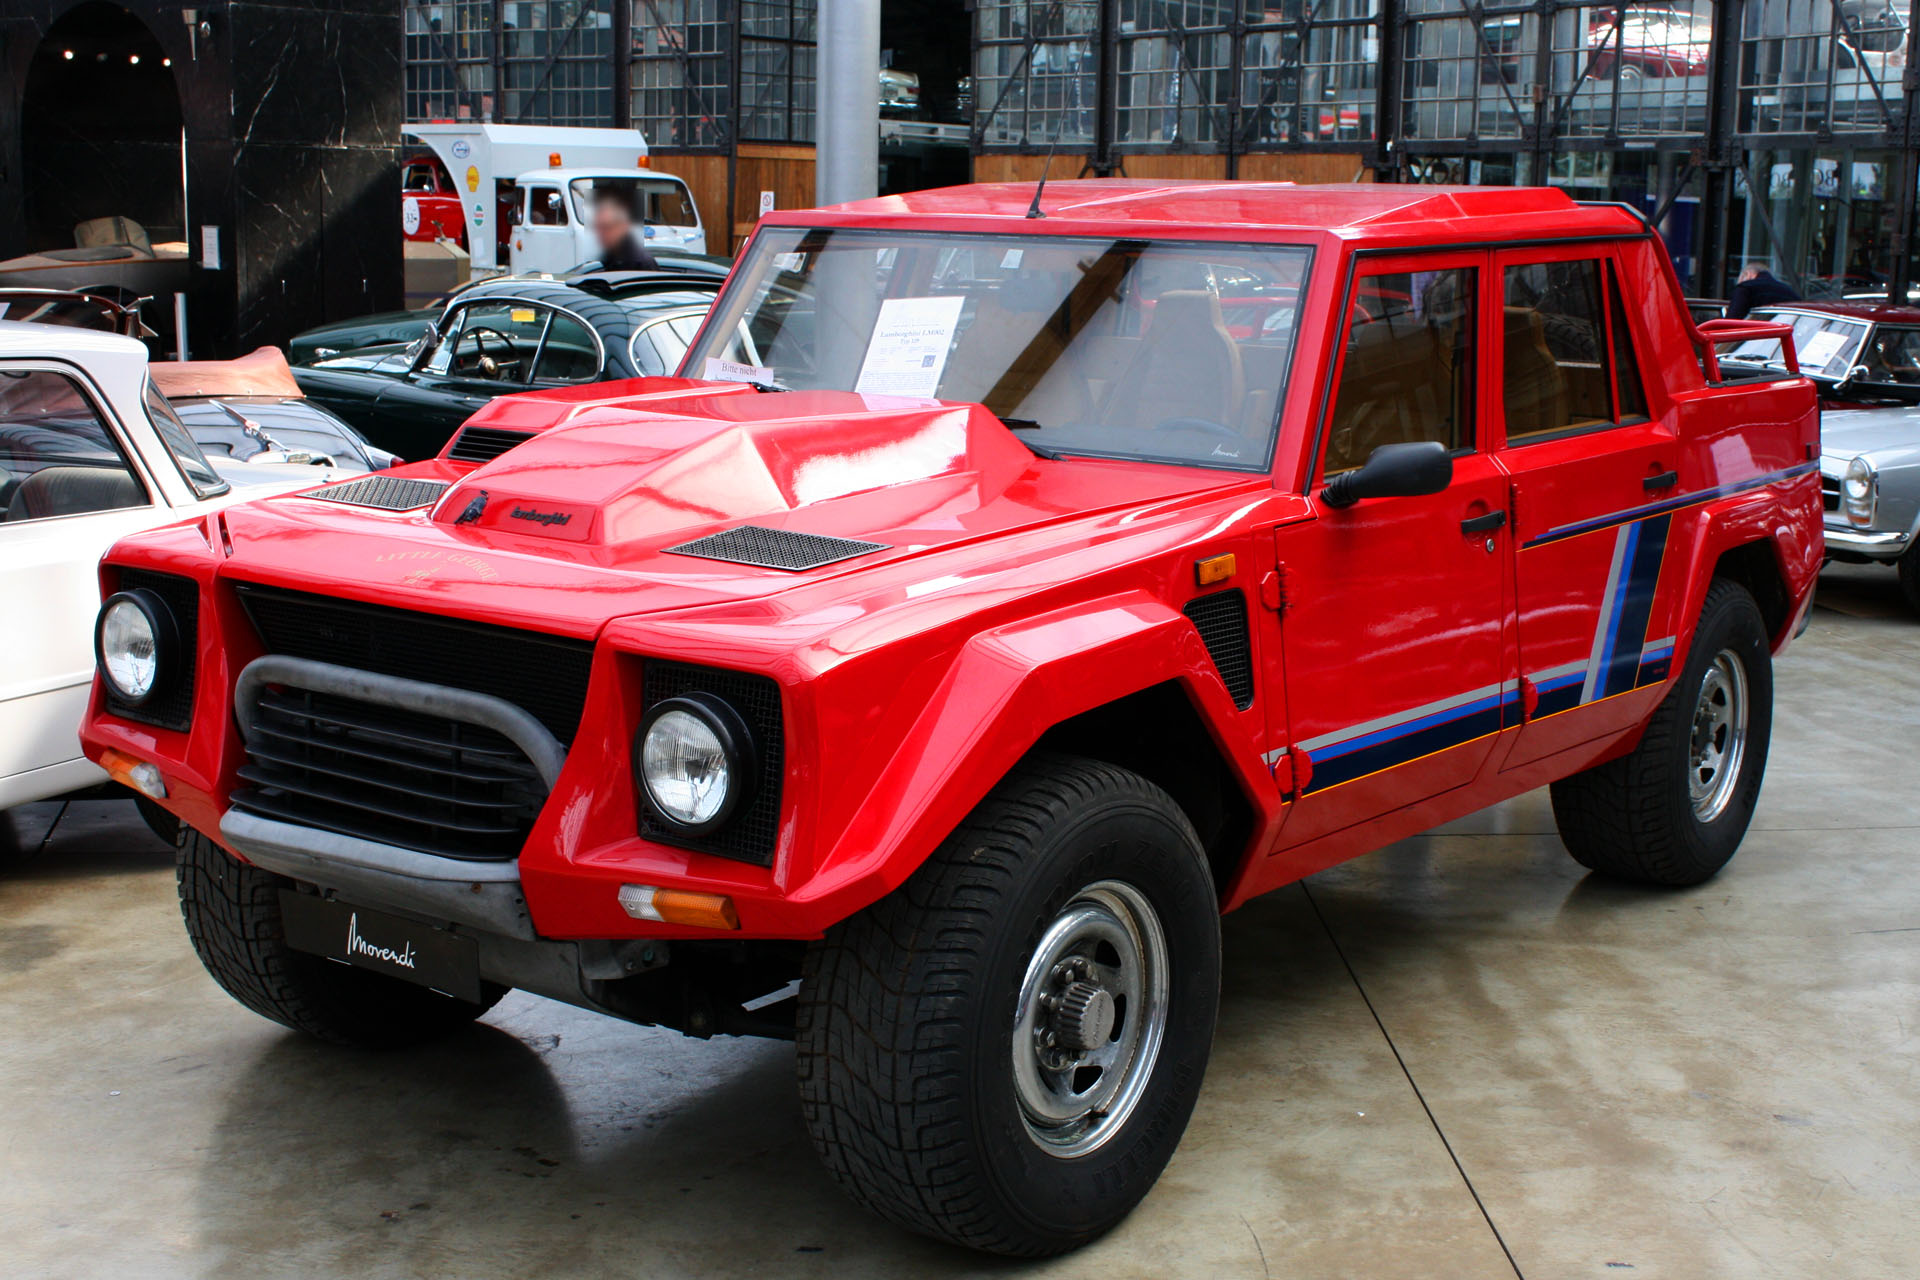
1491;243;1680;768
1271;251;1516;848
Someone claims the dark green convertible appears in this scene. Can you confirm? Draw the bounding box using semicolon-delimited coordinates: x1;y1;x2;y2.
291;273;723;461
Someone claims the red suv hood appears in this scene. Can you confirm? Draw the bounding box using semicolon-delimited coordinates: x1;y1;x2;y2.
214;387;1247;640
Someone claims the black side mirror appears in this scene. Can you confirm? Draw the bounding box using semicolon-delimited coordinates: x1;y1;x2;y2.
1320;440;1453;509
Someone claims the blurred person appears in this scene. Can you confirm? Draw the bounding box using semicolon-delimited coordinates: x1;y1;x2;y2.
1727;261;1799;319
592;189;659;272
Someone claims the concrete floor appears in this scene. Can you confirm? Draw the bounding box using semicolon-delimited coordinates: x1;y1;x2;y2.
4;563;1917;1280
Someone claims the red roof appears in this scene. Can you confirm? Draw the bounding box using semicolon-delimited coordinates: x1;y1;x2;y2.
785;180;1644;241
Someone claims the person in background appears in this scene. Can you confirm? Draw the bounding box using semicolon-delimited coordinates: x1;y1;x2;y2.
591;189;659;272
1727;261;1799;319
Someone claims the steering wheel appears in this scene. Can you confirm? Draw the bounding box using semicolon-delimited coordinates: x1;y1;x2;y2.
464;326;518;379
1154;416;1243;442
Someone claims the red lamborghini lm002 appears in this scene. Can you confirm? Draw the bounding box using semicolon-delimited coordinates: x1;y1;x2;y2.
82;181;1820;1255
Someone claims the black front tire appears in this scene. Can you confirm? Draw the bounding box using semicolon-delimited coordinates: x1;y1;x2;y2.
176;826;503;1047
133;793;181;848
1897;546;1920;615
796;755;1221;1257
1551;579;1773;886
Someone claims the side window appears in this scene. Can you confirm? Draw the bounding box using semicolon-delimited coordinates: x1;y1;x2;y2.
527;187;565;227
532;311;603;382
1322;267;1477;476
1500;259;1614;441
0;368;148;522
1607;265;1651;421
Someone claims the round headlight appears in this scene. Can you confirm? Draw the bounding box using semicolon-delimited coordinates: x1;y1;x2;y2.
95;589;177;705
1843;455;1878;527
1843;456;1876;500
636;693;757;834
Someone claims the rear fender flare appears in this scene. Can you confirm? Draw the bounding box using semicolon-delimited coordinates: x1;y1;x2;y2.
1669;482;1821;667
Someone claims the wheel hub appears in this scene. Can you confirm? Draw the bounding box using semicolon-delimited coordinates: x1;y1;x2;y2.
1052;979;1116;1053
1011;881;1170;1158
1688;648;1749;823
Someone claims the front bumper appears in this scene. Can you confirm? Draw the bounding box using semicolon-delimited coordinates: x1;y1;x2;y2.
1823;521;1910;558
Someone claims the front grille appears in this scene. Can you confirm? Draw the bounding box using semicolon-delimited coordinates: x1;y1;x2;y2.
1820;474;1840;512
307;475;449;511
639;661;784;866
665;525;889;571
232;686;547;860
1184;589;1255;710
448;425;535;464
235;583;595;743
106;568;198;732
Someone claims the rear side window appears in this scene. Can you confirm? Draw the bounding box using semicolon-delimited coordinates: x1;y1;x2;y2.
533;312;603;382
1502;257;1650;442
0;368;149;522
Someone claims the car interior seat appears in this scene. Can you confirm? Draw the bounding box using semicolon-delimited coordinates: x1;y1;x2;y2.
7;465;145;521
1322;309;1464;473
1099;290;1244;432
1501;306;1570;436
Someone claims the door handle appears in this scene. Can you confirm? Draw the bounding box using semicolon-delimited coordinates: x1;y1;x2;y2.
1461;509;1508;535
1644;468;1680;492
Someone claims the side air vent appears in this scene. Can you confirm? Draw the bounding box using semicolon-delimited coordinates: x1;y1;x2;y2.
1183;589;1254;710
448;425;535;464
306;474;449;511
664;525;890;571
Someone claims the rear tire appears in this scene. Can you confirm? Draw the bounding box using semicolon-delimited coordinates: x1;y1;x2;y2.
1551;579;1773;886
796;755;1221;1257
176;826;502;1047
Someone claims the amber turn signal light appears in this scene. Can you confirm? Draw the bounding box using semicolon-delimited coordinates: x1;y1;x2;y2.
618;884;740;930
99;749;167;801
1194;553;1236;587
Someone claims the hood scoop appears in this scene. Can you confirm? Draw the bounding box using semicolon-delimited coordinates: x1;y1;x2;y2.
307;474;450;511
447;425;535;464
664;525;891;571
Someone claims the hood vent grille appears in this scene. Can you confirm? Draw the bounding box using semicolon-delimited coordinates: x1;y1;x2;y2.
306;475;449;511
664;525;890;571
448;425;535;464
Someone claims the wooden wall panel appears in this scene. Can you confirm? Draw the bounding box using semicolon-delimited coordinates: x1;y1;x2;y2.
645;154;729;255
732;144;816;250
971;153;1096;185
1236;153;1371;184
1112;153;1229;181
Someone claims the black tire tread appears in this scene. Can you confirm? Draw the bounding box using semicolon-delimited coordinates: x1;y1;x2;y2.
1897;546;1920;615
796;754;1207;1256
1551;578;1770;886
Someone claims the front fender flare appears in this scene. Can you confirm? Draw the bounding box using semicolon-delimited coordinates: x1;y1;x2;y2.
793;590;1275;922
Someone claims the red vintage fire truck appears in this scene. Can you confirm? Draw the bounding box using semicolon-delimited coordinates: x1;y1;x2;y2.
82;181;1819;1255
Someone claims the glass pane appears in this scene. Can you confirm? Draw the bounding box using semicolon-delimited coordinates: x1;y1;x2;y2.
1323;268;1476;475
1608;268;1651;421
144;380;228;498
536;312;604;381
689;227;1314;472
1502;259;1614;440
0;369;149;520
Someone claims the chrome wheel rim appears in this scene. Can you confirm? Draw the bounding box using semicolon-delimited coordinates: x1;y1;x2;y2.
1011;880;1169;1158
1689;649;1748;823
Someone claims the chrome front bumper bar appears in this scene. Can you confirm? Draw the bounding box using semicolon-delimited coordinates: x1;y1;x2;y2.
1824;523;1910;558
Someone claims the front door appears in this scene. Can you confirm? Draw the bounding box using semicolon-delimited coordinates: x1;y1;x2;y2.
515;184;574;274
1490;243;1682;768
1272;252;1516;849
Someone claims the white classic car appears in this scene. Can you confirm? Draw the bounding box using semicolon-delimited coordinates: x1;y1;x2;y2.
0;321;360;821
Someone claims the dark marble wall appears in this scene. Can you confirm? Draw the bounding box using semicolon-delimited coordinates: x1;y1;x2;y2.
1;0;405;357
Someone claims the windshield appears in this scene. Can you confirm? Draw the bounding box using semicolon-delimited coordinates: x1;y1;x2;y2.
143;379;229;499
1720;309;1868;381
567;177;697;228
684;227;1312;471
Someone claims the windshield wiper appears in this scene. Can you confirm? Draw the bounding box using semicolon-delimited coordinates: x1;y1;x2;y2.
997;415;1062;459
745;378;790;393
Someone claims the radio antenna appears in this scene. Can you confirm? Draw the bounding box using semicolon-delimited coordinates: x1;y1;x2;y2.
1026;123;1065;219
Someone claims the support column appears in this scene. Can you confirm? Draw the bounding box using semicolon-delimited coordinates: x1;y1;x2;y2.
815;0;880;205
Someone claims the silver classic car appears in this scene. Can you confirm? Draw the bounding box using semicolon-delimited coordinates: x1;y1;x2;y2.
1715;301;1920;612
1822;405;1920;610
